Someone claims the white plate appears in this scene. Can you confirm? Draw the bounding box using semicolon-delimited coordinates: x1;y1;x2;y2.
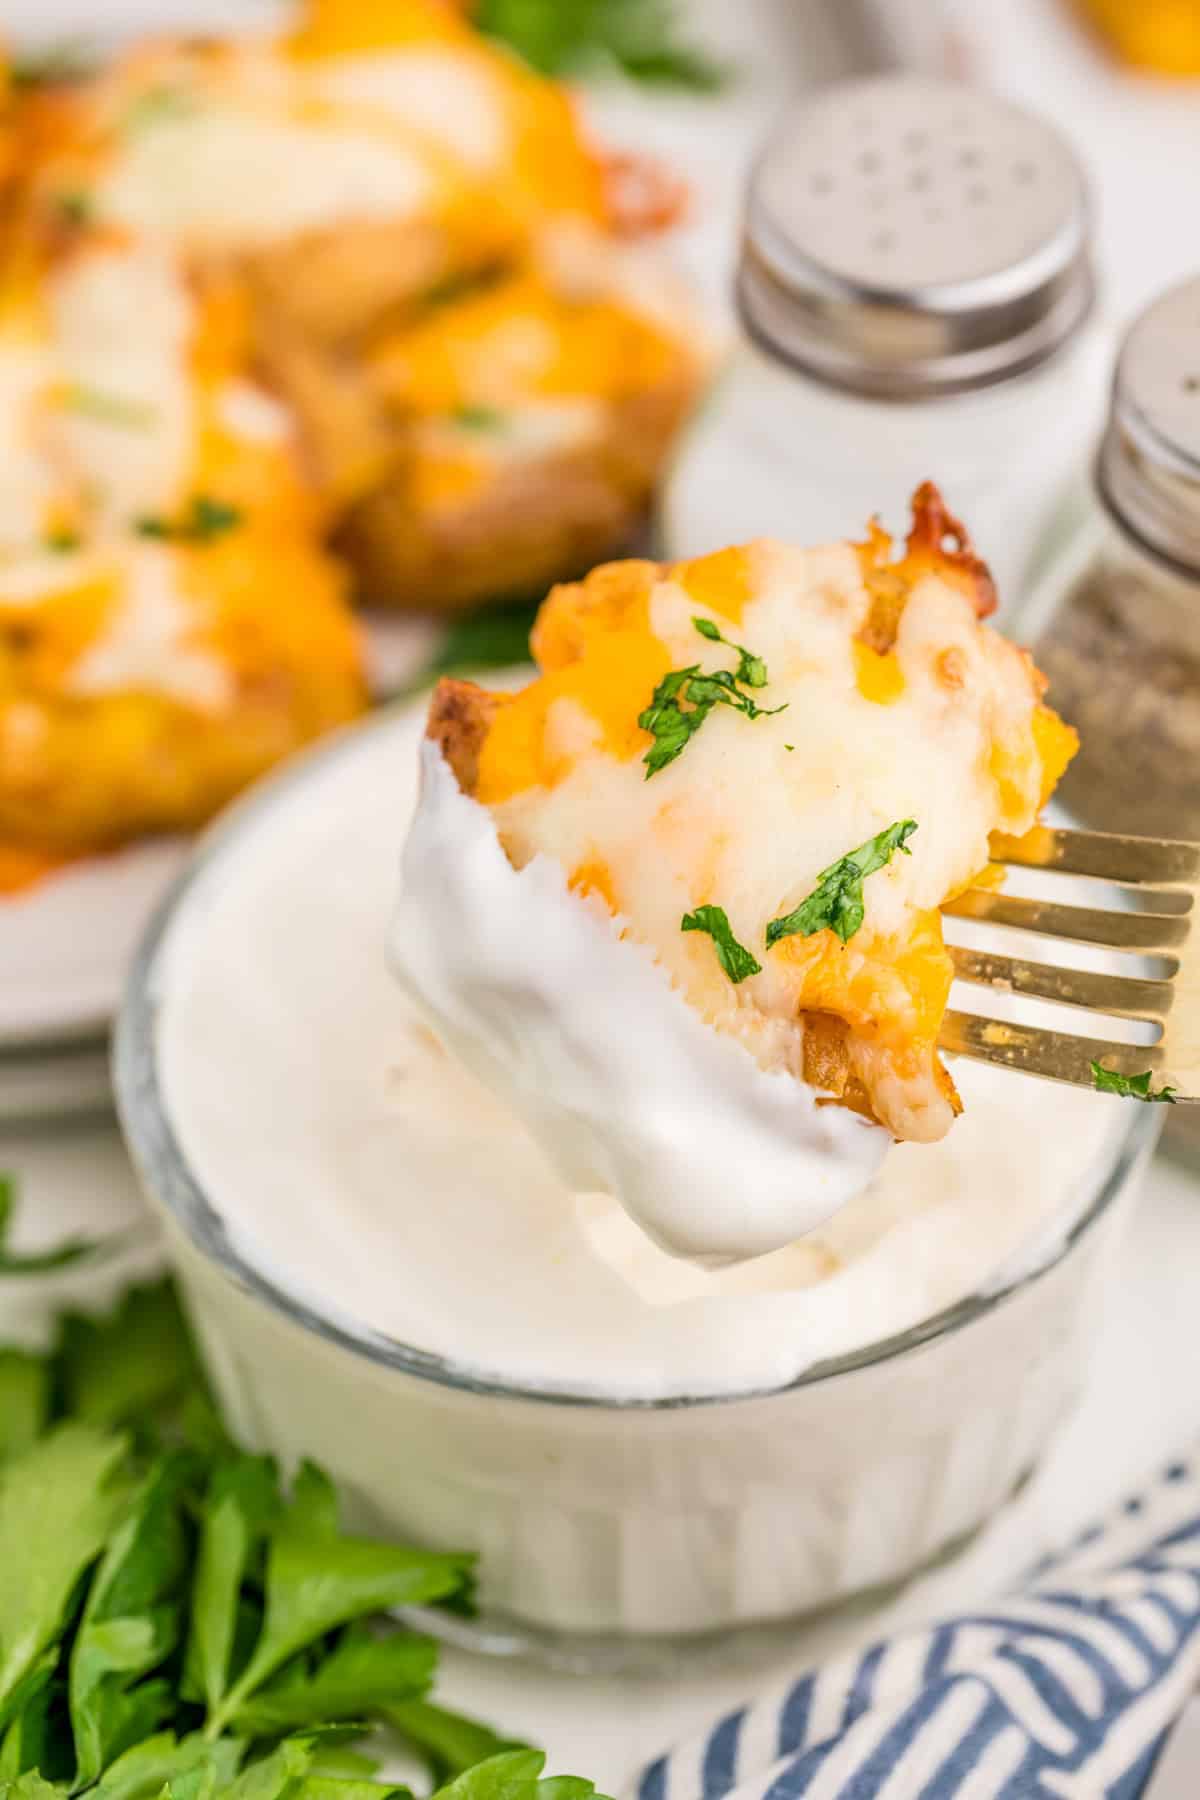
0;841;189;1049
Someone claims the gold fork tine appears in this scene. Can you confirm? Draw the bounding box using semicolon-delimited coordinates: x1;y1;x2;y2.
942;890;1190;956
940;1010;1171;1087
948;945;1175;1023
992;825;1200;888
939;824;1200;1100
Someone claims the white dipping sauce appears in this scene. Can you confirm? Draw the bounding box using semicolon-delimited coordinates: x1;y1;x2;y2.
159;704;1125;1402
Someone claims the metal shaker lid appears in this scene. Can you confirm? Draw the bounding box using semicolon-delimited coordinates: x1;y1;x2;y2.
739;74;1094;400
1098;276;1200;574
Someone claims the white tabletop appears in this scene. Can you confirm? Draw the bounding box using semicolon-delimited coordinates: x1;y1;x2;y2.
3;0;1200;1785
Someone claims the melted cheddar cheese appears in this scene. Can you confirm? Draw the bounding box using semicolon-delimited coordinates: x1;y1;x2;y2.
22;0;604;280
430;487;1078;1145
0;232;366;857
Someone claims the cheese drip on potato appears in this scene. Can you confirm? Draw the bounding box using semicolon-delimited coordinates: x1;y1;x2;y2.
392;486;1077;1261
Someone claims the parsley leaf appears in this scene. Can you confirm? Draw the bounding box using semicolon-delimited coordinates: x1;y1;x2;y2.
386;1699;527;1785
637;665;706;776
1089;1063;1177;1103
232;1624;435;1736
428;601;538;680
0;1176;98;1276
91;1733;242;1800
475;0;727;90
433;1749;611;1800
692;617;766;688
69;1455;193;1786
638;619;785;777
185;1455;280;1719
452;406;507;433
11;42;98;88
1;1773;69;1797
61;386;157;430
0;1354;50;1459
0;1425;133;1732
54;191;93;229
57;1281;205;1437
122;87;197;133
204;1462;473;1736
767;820;919;949
681;906;761;984
43;529;81;554
135;498;242;545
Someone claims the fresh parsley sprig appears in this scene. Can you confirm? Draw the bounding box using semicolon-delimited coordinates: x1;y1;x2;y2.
767;821;918;949
0;1176;99;1276
1089;1063;1177;1104
681;906;761;985
638;617;784;777
0;1238;597;1799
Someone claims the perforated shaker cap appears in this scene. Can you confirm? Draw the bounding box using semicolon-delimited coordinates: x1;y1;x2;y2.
739;74;1094;400
1097;276;1200;574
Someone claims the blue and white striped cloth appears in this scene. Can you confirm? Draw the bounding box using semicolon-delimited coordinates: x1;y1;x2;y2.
633;1454;1200;1800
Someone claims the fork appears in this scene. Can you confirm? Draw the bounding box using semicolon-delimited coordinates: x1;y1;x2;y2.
938;826;1200;1100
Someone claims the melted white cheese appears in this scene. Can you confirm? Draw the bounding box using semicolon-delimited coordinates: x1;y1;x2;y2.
0;328;62;552
67;544;232;709
392;740;889;1262
94;103;435;250
217;379;293;445
47;241;194;526
309;50;506;171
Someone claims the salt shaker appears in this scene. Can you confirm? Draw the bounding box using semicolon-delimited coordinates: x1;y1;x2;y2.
660;74;1109;614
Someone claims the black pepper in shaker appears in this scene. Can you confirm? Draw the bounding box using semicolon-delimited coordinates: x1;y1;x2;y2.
1029;276;1200;842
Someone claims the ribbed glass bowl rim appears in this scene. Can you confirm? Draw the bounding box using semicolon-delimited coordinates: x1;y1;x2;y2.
113;704;1161;1414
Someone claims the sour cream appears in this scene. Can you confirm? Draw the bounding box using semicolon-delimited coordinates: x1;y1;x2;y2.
392;741;889;1264
158;703;1124;1403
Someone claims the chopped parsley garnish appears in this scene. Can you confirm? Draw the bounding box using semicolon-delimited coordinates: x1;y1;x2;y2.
767;820;918;948
453;404;508;432
123;84;197;131
638;616;785;777
11;41;99;88
136;495;243;544
418;268;499;313
681;905;761;984
1089;1062;1177;1103
54;189;94;229
61;383;157;428
43;527;81;553
692;616;767;688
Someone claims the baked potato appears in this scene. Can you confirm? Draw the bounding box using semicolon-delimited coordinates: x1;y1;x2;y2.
0;229;365;859
422;486;1078;1143
339;232;710;610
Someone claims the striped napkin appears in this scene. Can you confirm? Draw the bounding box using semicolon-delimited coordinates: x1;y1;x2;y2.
632;1453;1200;1800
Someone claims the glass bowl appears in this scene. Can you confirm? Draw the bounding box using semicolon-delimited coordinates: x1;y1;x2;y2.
114;714;1163;1672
